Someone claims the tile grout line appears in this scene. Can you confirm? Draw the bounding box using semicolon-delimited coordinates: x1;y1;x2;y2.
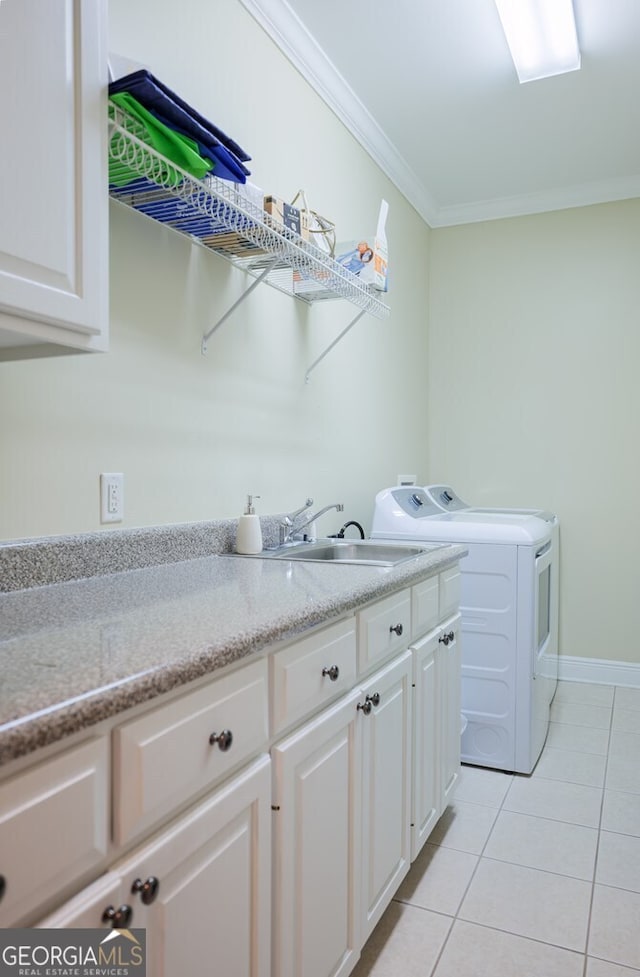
580;684;616;977
424;767;515;977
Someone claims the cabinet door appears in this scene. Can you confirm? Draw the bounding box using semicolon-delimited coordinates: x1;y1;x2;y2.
440;614;462;806
113;659;268;845
359;650;412;942
0;0;108;358
271;690;362;977
357;589;411;673
116;755;271;977
412;575;440;637
0;737;109;927
410;630;440;860
439;565;461;621
270;618;357;736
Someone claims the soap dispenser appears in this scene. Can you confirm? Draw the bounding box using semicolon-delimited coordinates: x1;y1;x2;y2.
236;495;263;554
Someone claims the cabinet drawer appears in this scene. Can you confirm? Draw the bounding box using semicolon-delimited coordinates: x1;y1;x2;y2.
439;565;461;620
0;737;109;927
271;618;356;735
411;575;440;637
113;659;268;845
357;589;411;673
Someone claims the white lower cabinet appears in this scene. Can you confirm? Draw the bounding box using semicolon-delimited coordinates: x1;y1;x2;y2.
271;688;363;977
409;609;462;861
359;650;412;942
271;649;413;977
410;630;440;860
41;755;272;977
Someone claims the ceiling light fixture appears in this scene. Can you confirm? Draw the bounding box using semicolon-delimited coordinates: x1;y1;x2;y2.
494;0;581;83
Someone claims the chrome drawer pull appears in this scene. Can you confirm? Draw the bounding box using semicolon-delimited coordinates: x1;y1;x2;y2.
389;623;403;636
438;630;455;646
322;665;340;681
209;729;233;751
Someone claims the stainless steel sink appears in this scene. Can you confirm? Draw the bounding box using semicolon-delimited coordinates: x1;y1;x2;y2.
253;539;442;567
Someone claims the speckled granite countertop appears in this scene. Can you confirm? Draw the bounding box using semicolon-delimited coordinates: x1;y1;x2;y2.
0;542;465;768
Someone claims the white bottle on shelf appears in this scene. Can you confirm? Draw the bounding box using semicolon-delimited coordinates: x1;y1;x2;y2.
236;495;263;554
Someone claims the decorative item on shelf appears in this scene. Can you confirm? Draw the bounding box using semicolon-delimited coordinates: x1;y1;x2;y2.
290;189;336;257
336;200;389;292
263;196;305;238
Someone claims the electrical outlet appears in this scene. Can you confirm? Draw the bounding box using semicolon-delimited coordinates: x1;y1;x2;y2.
100;473;124;523
397;474;417;486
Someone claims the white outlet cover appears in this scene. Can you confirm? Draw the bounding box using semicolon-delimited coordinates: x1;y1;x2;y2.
100;472;124;523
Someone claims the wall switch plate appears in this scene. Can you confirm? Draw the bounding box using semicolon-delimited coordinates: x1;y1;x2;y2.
397;474;417;486
100;473;124;523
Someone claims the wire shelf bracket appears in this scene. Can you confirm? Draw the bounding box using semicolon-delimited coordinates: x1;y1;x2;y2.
201;256;279;354
304;308;368;383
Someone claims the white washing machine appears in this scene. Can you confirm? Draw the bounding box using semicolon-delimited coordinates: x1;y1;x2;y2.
423;483;556;524
371;486;560;774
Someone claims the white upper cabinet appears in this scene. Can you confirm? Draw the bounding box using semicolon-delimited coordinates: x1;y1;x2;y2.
0;0;108;359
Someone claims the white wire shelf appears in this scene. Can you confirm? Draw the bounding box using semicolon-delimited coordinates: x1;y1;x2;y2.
107;103;390;320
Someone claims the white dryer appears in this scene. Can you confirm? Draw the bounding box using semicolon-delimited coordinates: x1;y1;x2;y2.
371;486;559;774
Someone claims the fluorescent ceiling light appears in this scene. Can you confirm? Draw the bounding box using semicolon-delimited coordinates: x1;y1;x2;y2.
494;0;581;83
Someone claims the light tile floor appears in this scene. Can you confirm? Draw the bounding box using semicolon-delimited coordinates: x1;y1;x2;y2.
352;681;640;977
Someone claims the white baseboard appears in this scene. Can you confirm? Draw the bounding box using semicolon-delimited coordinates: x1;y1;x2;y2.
558;655;640;688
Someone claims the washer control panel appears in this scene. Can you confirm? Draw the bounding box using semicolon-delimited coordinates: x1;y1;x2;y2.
424;484;469;511
390;487;442;518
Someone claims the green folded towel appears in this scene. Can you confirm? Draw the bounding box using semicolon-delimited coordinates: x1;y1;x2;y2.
109;91;214;187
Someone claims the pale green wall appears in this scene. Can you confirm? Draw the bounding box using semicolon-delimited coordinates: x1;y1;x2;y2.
0;0;430;541
2;1;637;671
428;200;640;663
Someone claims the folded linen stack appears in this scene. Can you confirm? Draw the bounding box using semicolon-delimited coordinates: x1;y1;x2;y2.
108;69;251;186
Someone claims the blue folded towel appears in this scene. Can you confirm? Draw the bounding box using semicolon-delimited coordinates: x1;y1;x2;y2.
110;175;257;242
109;69;251;183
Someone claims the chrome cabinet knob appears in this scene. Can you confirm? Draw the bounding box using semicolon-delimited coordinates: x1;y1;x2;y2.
132;876;160;905
102;904;133;928
358;693;381;715
389;623;403;636
209;729;233;751
438;630;455;646
322;665;340;681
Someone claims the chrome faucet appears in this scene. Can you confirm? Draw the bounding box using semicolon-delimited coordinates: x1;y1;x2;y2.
279;497;314;545
280;501;344;544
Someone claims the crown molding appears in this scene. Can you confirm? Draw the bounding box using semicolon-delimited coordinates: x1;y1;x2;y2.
432;174;640;227
240;0;640;228
238;0;440;225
